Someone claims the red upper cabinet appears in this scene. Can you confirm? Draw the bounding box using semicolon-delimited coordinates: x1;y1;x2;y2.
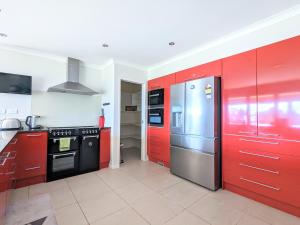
16;132;47;180
257;36;300;140
175;60;222;83
222;50;257;136
148;73;175;91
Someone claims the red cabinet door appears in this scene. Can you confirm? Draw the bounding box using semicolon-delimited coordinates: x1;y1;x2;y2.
16;132;47;180
100;128;111;168
257;36;300;140
222;50;257;136
175;60;222;83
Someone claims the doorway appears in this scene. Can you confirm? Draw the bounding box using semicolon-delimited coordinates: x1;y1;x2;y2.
120;81;142;164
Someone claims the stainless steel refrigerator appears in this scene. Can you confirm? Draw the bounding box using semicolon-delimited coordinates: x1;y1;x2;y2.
170;76;221;191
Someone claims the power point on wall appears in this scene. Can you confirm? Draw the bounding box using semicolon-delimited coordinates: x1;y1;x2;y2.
0;109;6;114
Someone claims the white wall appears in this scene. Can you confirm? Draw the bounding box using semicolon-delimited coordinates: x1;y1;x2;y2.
148;5;300;78
0;48;104;126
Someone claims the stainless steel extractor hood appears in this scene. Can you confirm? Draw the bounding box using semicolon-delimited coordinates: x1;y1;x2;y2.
47;58;98;95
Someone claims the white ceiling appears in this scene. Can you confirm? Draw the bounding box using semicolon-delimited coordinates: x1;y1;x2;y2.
0;0;299;68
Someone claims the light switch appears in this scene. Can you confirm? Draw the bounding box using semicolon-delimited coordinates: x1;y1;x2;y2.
6;108;18;114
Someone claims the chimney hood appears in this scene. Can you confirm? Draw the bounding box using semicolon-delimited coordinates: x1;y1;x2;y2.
47;58;98;95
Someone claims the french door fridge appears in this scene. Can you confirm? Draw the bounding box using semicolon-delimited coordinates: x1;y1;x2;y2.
170;76;221;190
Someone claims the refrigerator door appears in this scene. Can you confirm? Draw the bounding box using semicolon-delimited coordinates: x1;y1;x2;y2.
170;145;220;190
170;83;185;135
185;77;219;138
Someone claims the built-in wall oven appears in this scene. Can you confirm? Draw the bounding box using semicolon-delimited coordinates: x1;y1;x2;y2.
148;108;164;126
148;89;164;106
47;128;79;181
148;88;165;127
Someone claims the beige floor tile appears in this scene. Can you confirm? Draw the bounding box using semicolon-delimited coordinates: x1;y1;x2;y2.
49;187;76;209
91;207;149;225
70;178;112;203
165;211;210;225
46;179;69;192
246;201;300;225
55;203;88;225
99;170;138;190
131;192;184;225
188;195;244;225
9;187;29;204
160;181;209;208
115;181;154;204
67;172;101;188
208;189;253;212
79;192;127;223
141;173;182;192
237;214;270;225
29;183;50;197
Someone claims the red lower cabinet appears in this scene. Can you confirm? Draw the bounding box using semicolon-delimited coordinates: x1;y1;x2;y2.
223;134;300;216
15;132;47;188
100;128;111;168
0;136;19;225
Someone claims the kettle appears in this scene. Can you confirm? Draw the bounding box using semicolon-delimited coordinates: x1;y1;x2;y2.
25;115;41;129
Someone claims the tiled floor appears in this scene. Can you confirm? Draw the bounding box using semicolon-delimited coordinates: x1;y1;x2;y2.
6;148;300;225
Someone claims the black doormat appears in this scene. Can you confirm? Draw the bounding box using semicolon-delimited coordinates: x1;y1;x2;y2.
24;216;47;225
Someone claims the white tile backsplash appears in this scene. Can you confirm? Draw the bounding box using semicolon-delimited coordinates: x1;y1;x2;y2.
0;93;31;121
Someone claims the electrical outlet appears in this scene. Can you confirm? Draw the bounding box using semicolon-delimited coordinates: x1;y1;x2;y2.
6;108;18;114
0;109;6;114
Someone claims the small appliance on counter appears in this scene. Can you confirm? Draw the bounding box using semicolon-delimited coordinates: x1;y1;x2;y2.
25;115;42;129
0;118;22;131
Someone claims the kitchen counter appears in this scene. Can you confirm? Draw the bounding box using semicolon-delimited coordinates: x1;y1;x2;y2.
0;127;49;153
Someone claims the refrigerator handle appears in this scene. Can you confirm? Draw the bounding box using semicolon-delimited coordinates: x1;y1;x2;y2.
172;112;182;128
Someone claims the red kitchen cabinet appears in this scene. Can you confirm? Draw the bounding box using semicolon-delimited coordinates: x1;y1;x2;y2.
257;36;300;141
223;135;300;208
222;50;257;136
100;128;111;168
0;136;18;225
147;73;175;167
175;60;222;83
16;132;47;187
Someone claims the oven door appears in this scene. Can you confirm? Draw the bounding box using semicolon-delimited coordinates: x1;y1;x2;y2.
47;151;79;181
148;108;164;126
148;89;164;106
48;136;79;154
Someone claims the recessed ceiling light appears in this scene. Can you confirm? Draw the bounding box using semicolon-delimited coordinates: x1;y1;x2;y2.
0;33;7;38
102;43;109;48
169;42;175;46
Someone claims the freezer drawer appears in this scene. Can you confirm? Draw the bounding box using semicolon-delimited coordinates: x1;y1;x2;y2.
170;134;220;154
170;146;220;190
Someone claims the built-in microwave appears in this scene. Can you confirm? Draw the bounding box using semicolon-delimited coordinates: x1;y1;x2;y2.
148;88;164;106
148;108;164;127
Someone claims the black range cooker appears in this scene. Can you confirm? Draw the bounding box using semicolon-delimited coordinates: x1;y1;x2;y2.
47;126;100;181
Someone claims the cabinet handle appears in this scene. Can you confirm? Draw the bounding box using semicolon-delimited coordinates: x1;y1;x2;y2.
7;151;17;159
240;138;279;145
0;158;7;166
239;150;280;160
259;133;280;137
10;138;18;145
239;163;279;174
27;134;42;137
6;171;15;175
240;177;280;191
238;131;256;135
83;135;99;140
25;166;41;171
149;94;160;97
